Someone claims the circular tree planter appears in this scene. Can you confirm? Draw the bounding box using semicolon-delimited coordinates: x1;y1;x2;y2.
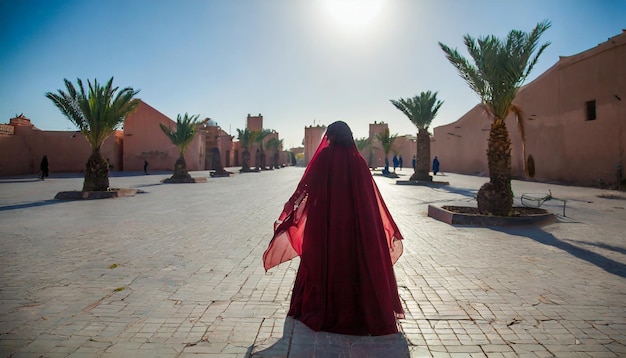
396;180;450;186
161;177;207;184
428;204;555;226
54;188;139;200
161;177;208;183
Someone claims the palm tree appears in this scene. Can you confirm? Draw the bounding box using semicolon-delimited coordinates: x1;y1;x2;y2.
45;77;139;191
390;91;444;182
266;137;283;169
255;129;273;170
376;128;398;176
354;137;372;166
355;137;373;166
439;20;551;216
236;128;259;172
159;113;202;182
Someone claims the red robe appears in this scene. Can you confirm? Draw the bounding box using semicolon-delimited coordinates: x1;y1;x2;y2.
263;135;404;336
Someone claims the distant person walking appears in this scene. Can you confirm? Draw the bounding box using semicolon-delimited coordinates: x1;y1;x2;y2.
398;155;403;171
412;155;416;171
40;155;49;180
392;155;398;172
144;160;149;175
433;156;440;176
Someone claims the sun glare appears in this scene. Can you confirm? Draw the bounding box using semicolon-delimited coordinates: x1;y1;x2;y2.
324;0;384;33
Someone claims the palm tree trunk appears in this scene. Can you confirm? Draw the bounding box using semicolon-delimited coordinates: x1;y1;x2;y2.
273;151;279;169
260;150;267;170
241;149;251;172
410;129;432;182
477;120;513;215
83;150;110;192
163;154;194;183
172;154;191;179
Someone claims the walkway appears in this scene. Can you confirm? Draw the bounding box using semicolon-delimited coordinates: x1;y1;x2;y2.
0;168;624;357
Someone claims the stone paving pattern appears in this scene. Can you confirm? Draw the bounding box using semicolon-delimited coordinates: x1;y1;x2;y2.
0;168;624;357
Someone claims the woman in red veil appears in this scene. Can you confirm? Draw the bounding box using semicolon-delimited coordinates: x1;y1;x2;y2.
263;121;404;336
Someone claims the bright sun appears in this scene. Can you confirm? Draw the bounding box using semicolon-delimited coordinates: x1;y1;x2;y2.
324;0;384;33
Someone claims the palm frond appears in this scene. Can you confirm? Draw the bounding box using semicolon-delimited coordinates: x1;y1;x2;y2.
236;128;259;150
439;20;550;121
511;104;528;174
390;91;444;131
265;137;283;151
159;113;201;156
256;129;272;142
355;137;372;152
45;77;139;150
375;128;398;155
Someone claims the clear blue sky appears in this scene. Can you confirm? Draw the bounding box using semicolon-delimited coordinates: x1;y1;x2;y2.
1;0;624;148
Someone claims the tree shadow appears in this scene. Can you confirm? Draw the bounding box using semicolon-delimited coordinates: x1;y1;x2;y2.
132;183;162;188
491;226;626;278
0;178;42;183
0;199;62;212
248;317;410;357
567;239;626;256
109;171;172;177
427;184;478;201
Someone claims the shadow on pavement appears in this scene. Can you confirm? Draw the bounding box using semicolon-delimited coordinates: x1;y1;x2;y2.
493;227;626;279
568;239;626;255
429;185;478;200
0;200;62;212
109;170;177;178
249;317;410;357
0;178;42;183
132;183;163;188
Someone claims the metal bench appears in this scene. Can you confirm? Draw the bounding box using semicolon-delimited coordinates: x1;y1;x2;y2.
521;190;568;216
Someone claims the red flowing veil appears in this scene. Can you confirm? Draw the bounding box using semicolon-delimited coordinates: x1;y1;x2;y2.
262;134;404;272
262;123;405;335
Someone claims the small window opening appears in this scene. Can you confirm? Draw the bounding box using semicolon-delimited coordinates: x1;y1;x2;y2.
586;100;596;121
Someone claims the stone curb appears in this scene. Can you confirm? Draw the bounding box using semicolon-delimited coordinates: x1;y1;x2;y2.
427;204;556;226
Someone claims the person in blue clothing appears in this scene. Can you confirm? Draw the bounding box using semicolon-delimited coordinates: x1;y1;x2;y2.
432;156;440;175
392;155;398;172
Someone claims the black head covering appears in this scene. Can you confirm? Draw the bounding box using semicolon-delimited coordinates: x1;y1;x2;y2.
326;121;354;147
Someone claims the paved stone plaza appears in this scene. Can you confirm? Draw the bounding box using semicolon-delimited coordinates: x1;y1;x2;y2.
0;167;625;357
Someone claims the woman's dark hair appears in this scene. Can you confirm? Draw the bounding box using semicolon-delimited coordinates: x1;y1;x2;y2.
326;121;354;147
